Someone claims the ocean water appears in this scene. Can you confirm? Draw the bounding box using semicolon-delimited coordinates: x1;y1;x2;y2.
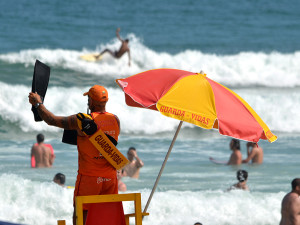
0;0;300;225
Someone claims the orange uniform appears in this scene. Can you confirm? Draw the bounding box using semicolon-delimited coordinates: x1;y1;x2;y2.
74;112;120;207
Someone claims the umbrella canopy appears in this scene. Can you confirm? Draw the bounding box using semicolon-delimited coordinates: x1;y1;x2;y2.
116;68;277;215
116;68;277;143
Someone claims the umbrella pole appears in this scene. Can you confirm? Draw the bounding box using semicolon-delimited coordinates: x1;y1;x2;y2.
143;120;183;214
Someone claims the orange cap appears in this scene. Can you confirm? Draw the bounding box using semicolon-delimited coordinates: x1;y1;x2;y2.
83;85;108;102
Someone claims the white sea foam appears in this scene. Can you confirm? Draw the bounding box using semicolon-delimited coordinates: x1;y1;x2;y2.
0;35;299;134
0;34;299;87
0;81;299;134
0;174;284;225
140;190;283;225
0;174;73;225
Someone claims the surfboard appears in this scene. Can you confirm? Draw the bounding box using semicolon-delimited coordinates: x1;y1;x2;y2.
80;53;102;62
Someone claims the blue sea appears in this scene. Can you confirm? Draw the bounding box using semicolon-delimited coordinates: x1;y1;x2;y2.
0;0;300;225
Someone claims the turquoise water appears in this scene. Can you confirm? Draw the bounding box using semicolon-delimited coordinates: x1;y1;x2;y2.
0;0;299;225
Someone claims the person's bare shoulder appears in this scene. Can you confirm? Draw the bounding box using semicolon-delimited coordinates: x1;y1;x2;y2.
32;144;40;152
31;145;37;155
252;146;260;153
283;192;297;205
282;192;290;203
290;192;300;203
41;144;51;154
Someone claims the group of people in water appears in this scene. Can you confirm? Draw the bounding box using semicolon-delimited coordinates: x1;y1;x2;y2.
30;133;144;193
30;134;300;225
209;138;300;225
210;138;264;165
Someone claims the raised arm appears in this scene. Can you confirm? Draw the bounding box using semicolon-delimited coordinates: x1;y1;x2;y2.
28;92;78;130
133;151;144;168
116;28;123;41
246;142;252;156
242;149;255;163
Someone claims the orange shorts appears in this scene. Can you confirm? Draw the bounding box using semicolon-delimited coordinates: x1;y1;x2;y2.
74;174;118;210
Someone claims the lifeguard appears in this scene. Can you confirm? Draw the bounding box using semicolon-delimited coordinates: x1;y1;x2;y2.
29;85;122;225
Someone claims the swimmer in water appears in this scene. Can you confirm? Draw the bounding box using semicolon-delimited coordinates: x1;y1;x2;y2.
228;170;249;191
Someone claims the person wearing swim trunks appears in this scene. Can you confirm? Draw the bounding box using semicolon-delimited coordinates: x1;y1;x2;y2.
280;178;300;225
228;169;249;191
95;28;131;66
28;85;120;225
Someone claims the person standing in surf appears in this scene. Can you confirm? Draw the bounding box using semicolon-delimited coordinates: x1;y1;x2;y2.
31;133;55;168
29;85;121;225
95;28;131;66
280;178;300;225
242;142;263;164
122;147;144;179
209;138;242;165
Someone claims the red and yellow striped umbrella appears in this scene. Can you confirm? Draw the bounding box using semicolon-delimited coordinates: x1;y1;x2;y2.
116;68;277;213
116;68;276;143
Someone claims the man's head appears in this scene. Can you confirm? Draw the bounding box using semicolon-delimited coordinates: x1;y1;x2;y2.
194;223;202;225
53;173;66;186
237;170;248;182
127;147;136;161
125;39;129;43
36;133;44;144
291;178;300;193
83;85;108;112
230;138;240;150
84;85;108;102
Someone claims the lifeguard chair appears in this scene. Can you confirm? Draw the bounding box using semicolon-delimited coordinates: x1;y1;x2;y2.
57;193;149;225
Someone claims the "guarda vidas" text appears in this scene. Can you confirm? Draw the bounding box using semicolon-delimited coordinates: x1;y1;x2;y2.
94;135;123;165
160;106;210;125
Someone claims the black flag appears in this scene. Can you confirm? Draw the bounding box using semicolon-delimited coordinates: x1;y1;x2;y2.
31;60;50;121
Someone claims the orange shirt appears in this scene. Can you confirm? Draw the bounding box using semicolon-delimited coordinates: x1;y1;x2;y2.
77;112;120;177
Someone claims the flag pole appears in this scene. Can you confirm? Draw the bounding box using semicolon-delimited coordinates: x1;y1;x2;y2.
143;121;183;214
